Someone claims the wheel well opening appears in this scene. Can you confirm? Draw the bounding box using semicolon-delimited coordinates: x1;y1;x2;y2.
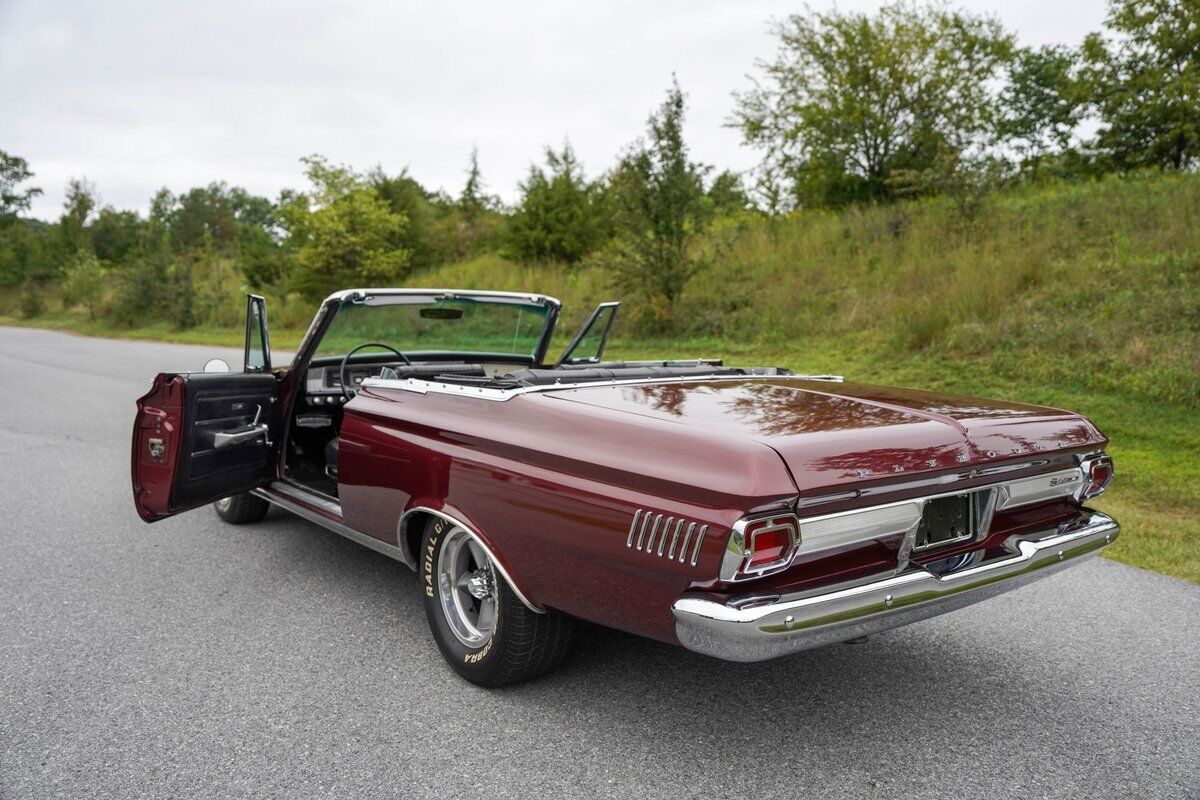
399;510;434;570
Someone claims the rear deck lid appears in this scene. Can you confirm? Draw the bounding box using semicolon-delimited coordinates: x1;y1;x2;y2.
546;378;1105;492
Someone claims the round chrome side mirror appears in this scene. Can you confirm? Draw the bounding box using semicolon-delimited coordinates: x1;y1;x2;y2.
203;357;231;373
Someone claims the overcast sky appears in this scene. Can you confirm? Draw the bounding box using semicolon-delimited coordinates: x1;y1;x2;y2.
1;0;1108;221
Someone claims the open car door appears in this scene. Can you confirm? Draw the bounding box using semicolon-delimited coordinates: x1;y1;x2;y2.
555;302;619;367
131;295;283;522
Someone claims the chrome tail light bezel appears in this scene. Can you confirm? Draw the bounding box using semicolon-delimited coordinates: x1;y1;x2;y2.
1078;452;1115;500
720;514;801;582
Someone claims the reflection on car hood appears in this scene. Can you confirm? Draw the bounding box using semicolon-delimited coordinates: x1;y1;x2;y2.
546;378;1106;492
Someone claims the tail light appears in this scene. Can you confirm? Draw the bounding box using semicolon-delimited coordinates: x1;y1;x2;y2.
720;514;800;581
1079;453;1114;500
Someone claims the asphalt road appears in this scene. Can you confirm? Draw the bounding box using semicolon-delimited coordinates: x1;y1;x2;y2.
1;325;1197;800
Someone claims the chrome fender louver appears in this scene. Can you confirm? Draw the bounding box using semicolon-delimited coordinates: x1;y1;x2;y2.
626;509;707;567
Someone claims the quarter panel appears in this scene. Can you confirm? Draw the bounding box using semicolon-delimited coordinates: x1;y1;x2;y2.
337;386;800;641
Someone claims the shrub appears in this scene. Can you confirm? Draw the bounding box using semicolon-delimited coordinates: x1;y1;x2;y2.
18;280;44;318
61;251;106;319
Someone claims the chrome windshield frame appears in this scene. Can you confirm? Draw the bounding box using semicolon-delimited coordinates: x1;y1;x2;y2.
290;288;563;370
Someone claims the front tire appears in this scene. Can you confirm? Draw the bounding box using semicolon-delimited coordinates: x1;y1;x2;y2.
420;517;574;687
213;492;270;525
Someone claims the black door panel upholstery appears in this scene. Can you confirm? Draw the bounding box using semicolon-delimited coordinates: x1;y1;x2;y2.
169;372;280;511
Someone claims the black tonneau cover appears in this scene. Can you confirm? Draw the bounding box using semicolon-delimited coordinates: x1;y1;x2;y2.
503;365;792;387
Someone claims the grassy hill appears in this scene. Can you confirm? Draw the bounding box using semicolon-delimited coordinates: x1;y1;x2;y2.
6;174;1198;582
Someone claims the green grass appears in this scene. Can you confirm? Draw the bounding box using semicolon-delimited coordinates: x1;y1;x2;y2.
3;175;1197;583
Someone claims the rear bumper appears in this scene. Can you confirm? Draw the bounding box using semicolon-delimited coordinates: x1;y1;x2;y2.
672;509;1119;662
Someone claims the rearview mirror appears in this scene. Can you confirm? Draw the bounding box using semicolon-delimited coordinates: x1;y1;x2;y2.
420;307;464;320
203;358;230;373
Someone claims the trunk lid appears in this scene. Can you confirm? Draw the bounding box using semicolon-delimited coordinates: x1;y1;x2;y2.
546;377;1105;493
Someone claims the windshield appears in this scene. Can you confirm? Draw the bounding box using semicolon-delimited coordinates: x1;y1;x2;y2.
314;294;554;360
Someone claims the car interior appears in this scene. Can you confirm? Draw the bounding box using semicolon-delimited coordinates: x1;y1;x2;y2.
283;352;794;500
273;292;797;500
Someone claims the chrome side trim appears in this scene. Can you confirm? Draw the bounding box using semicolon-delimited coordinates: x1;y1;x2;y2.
656;517;672;555
397;506;544;614
361;373;845;402
645;514;664;553
635;512;651;550
272;479;343;516
997;468;1083;510
253;485;409;565
627;509;708;568
666;519;684;559
690;525;707;566
673;510;1119;663
626;509;643;548
677;522;696;563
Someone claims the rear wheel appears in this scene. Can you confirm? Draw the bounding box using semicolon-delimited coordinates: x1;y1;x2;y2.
213;492;270;525
420;517;574;687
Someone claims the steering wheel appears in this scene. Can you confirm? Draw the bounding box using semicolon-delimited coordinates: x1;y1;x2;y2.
339;342;410;400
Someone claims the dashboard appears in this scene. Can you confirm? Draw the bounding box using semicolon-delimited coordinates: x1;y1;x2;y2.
302;365;390;405
302;361;526;407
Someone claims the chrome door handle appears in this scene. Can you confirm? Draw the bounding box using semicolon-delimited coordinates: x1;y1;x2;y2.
213;423;269;449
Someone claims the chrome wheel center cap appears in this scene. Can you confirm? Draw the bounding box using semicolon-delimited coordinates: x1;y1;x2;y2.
465;569;493;600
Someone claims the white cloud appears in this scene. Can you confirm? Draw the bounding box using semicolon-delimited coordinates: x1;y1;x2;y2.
0;0;1107;220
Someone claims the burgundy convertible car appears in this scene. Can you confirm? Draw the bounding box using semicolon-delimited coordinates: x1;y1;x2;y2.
132;290;1119;686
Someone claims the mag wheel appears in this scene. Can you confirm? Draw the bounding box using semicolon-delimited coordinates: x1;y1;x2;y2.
421;517;574;687
212;492;270;524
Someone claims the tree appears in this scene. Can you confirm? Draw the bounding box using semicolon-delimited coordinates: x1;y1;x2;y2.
459;147;490;221
0;150;41;221
507;142;610;264
90;208;143;263
0;219;52;287
1084;0;1200;171
230;189;286;289
609;78;712;322
110;245;170;328
429;149;504;261
60;178;98;253
369;167;442;269
706;170;750;213
281;155;411;299
999;45;1090;175
167;184;239;253
145;183;284;288
61;250;106;319
732;2;1014;208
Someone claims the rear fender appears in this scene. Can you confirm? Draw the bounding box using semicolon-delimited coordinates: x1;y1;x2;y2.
398;502;544;613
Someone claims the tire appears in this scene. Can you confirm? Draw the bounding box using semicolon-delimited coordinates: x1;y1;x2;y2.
420;517;574;687
212;492;270;525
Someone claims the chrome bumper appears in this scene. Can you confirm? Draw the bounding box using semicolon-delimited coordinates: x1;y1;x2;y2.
672;510;1119;662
